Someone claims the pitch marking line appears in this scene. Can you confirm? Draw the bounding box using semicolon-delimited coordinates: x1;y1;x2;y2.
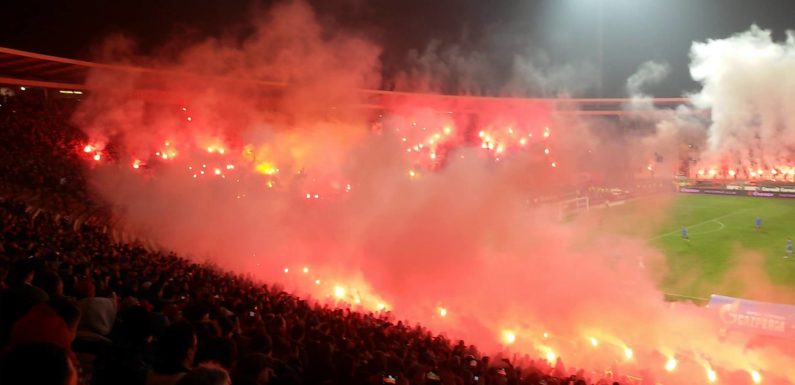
649;209;747;241
690;220;725;236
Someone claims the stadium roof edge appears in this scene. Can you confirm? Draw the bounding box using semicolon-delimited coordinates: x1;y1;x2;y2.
0;46;693;114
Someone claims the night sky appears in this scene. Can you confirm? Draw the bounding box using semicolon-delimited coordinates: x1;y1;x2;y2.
1;0;793;97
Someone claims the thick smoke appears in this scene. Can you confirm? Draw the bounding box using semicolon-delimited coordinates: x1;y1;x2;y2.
626;60;671;109
72;5;795;384
689;25;795;170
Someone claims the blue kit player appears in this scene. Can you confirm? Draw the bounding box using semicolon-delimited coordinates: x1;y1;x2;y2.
681;226;689;240
786;238;793;258
755;216;762;231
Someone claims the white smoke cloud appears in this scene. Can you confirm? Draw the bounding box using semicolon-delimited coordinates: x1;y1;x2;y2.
689;25;795;170
625;60;671;109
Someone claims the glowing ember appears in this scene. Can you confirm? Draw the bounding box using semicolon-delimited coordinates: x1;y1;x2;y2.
255;162;279;175
93;153;101;161
729;169;736;176
544;148;550;155
303;267;309;274
589;337;599;347
214;168;222;175
283;268;289;273
437;307;448;317
750;370;761;384
545;350;556;363
83;145;94;153
376;303;386;311
132;159;142;169
665;357;677;372
334;286;346;298
706;367;717;383
314;279;321;285
623;347;633;360
501;330;516;345
551;162;557;168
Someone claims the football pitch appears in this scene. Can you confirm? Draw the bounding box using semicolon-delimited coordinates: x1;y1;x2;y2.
595;193;795;302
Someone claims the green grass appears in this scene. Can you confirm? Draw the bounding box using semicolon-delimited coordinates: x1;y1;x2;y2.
596;194;795;302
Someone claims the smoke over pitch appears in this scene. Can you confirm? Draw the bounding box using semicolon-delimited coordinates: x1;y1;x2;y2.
73;5;794;384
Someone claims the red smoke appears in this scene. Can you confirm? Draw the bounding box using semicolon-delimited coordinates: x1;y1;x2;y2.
71;4;795;384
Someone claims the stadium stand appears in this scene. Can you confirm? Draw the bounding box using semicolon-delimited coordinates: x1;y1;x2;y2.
0;89;633;385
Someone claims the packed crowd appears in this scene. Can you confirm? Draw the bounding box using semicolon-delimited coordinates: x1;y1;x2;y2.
0;89;622;385
0;89;91;211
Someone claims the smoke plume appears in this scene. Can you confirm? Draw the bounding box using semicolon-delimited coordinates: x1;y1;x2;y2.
70;6;795;384
689;25;795;170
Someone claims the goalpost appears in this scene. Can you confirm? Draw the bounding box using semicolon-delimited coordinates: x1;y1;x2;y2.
555;196;590;220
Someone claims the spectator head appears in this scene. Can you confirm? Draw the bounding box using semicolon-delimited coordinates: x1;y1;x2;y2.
38;269;64;297
271;335;293;360
249;329;272;356
216;315;236;338
289;322;305;342
118;305;154;345
10;258;36;285
73;264;88;278
157;321;197;372
0;342;78;385
73;278;95;299
183;303;211;323
176;363;231;385
196;337;236;370
235;353;272;385
9;301;79;350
